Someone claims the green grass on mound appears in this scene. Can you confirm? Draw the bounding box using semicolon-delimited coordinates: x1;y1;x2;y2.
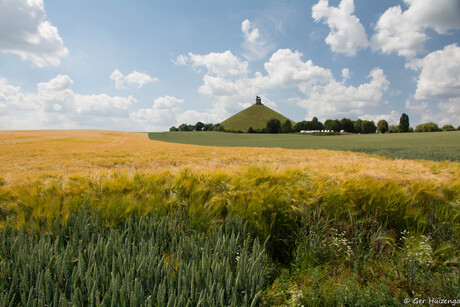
220;104;294;131
148;131;460;162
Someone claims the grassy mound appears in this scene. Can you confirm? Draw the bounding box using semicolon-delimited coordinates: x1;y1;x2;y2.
221;104;294;131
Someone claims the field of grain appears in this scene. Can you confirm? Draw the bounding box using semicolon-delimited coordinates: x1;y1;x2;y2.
1;130;459;305
149;131;460;161
1;130;458;186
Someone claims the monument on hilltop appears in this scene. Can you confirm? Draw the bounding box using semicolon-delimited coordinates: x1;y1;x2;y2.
220;96;294;131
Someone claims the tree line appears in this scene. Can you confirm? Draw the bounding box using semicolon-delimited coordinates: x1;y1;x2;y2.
170;113;459;134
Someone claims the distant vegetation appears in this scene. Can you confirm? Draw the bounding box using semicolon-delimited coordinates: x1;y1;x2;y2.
171;112;459;136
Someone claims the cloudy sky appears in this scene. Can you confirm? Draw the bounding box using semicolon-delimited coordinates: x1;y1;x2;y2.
1;0;459;131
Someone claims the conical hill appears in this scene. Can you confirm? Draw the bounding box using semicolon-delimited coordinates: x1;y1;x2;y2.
221;104;294;132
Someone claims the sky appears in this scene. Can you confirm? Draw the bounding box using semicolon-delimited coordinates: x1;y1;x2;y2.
0;0;459;131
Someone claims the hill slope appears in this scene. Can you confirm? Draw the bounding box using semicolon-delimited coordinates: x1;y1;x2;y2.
221;104;294;131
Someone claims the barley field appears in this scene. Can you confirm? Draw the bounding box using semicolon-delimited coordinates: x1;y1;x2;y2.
1;130;459;305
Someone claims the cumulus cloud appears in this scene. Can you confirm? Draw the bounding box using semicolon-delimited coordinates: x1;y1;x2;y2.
414;44;460;100
312;0;369;56
110;69;158;89
261;49;332;90
297;68;390;120
181;51;248;77
0;0;68;67
360;110;400;125
371;0;460;60
177;47;392;124
129;96;186;131
0;75;136;130
241;19;274;60
414;98;460;127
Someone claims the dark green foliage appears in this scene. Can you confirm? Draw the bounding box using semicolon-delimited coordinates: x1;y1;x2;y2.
324;119;341;132
294;117;324;132
442;125;456;131
213;124;225;132
361;120;377;134
203;123;215;131
266;118;282;134
377;119;389;133
311;117;324;131
339;118;355;133
195;122;205;131
399;113;410;133
282;120;293;133
389;124;399;133
178;123;194;132
247;126;255;133
415;122;441;132
169;126;179;132
0;210;266;306
353;119;363;133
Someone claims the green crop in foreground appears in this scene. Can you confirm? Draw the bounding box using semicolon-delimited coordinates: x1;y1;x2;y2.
0;210;266;306
1;167;459;305
148;131;460;161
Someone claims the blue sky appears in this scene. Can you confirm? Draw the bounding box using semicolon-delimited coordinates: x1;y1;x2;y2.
0;0;459;131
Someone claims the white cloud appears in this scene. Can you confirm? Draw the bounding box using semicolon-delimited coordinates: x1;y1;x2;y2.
186;51;248;77
110;69;158;89
0;75;136;130
261;49;332;90
416;98;460;127
312;0;369;56
341;68;350;83
371;0;460;60
361;110;400;125
241;19;274;60
129;96;188;131
0;0;68;67
172;54;189;66
297;68;390;120
414;44;460;100
181;48;391;124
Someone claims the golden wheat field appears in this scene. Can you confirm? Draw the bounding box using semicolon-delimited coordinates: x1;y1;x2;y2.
1;130;459;305
1;129;458;187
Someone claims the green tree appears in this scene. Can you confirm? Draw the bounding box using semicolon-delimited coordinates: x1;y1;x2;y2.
294;121;307;132
324;119;340;131
311;117;324;130
361;120;377;134
195;121;205;131
169;126;179;132
266;118;282;133
353;119;363;133
377;119;389;133
213;124;225;132
202;123;214;131
247;126;255;133
178;123;192;131
339;118;354;133
389;125;399;133
399;113;410;132
441;124;456;131
282;120;293;133
415;122;441;132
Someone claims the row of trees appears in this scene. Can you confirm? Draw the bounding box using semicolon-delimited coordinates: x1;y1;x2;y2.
170;113;459;134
